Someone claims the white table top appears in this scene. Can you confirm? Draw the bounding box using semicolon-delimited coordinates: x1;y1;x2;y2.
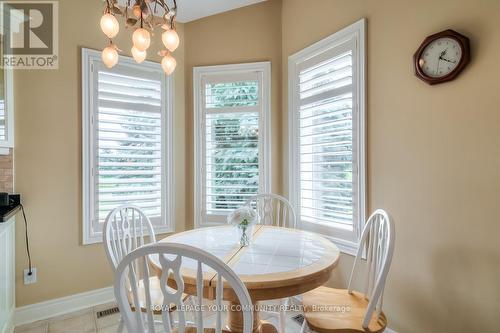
159;225;339;291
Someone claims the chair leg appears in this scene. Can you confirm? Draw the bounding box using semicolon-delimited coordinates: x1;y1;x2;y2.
300;320;307;333
168;311;174;329
279;298;287;333
117;317;124;333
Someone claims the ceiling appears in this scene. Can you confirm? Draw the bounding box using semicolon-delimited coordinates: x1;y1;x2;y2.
117;0;266;23
176;0;266;23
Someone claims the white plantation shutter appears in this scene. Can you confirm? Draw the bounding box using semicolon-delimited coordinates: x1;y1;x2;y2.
82;49;173;244
96;71;163;220
289;19;366;253
205;111;260;213
194;63;271;226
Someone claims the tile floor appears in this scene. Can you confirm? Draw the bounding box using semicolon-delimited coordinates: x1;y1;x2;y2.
14;300;303;333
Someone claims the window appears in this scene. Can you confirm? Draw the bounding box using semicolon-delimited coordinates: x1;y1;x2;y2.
194;62;271;227
288;19;366;254
82;48;173;244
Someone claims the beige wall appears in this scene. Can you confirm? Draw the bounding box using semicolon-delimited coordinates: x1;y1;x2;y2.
14;0;186;306
184;0;283;230
282;0;500;332
13;0;500;332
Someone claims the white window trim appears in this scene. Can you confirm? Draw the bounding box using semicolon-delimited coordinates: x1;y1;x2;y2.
81;48;174;245
288;18;366;255
193;62;271;228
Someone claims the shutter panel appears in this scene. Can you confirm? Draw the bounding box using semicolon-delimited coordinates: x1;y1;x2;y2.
298;46;356;229
205;112;259;213
95;69;163;224
202;78;261;219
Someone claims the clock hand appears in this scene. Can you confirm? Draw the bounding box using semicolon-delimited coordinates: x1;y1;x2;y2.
441;57;457;64
438;48;447;59
435;48;448;74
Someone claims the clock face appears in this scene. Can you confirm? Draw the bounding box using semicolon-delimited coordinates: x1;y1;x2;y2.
418;37;463;78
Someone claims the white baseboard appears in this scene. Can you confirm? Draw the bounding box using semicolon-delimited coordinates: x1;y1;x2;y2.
384;328;397;333
14;286;114;327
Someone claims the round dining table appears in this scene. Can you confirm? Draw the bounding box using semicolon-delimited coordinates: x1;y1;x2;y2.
152;225;340;333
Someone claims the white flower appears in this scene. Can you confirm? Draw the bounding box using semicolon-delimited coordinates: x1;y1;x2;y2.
227;205;257;227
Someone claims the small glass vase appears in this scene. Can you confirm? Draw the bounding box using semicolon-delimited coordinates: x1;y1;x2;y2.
237;224;253;247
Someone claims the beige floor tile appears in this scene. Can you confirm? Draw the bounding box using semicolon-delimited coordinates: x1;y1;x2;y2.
14;320;48;333
48;309;97;333
93;302;121;330
97;324;126;333
17;300;304;333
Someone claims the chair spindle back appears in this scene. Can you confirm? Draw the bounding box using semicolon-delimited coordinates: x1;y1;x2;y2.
347;209;395;329
104;205;156;269
246;194;297;229
114;243;254;333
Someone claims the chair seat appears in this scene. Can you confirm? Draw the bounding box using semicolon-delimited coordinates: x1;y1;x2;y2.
129;276;187;314
302;286;387;333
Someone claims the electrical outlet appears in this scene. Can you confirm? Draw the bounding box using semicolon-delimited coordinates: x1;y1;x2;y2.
24;267;37;285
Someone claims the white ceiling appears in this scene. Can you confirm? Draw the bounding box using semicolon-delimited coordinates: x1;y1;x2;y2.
176;0;266;23
117;0;266;23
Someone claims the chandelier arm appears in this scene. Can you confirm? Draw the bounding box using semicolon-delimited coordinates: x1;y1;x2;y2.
104;0;112;12
152;1;158;15
152;0;169;13
166;0;176;29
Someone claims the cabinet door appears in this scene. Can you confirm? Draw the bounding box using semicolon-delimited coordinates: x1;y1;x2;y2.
0;218;15;333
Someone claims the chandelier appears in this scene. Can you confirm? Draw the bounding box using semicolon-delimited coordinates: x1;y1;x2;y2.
100;0;179;75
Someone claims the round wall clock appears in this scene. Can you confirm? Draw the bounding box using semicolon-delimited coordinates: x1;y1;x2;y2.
414;29;470;85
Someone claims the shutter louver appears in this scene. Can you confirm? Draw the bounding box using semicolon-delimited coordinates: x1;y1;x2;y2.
298;50;355;229
96;70;163;222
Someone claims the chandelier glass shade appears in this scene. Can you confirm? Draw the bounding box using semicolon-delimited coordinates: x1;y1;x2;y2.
162;28;179;52
132;28;151;51
131;46;147;63
100;13;119;38
102;44;119;68
100;0;179;75
161;52;177;75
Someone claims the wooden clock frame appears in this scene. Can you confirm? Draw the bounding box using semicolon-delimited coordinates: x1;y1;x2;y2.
414;29;470;85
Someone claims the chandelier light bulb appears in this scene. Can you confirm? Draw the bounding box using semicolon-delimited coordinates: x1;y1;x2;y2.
131;46;147;63
102;45;119;68
161;28;179;52
100;13;119;38
161;53;177;75
132;4;142;18
132;28;151;51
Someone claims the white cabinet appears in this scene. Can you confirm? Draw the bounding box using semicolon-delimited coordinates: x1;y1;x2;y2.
0;217;15;333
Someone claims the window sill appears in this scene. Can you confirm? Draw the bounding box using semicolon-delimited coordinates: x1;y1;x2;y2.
321;234;359;256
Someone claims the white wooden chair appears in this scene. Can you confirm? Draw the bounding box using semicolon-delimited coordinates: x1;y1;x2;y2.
114;242;254;333
103;205;160;332
300;209;396;333
245;193;297;229
104;205;157;269
245;193;297;333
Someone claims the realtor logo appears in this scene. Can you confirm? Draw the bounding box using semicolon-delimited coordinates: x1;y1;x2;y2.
0;1;58;69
